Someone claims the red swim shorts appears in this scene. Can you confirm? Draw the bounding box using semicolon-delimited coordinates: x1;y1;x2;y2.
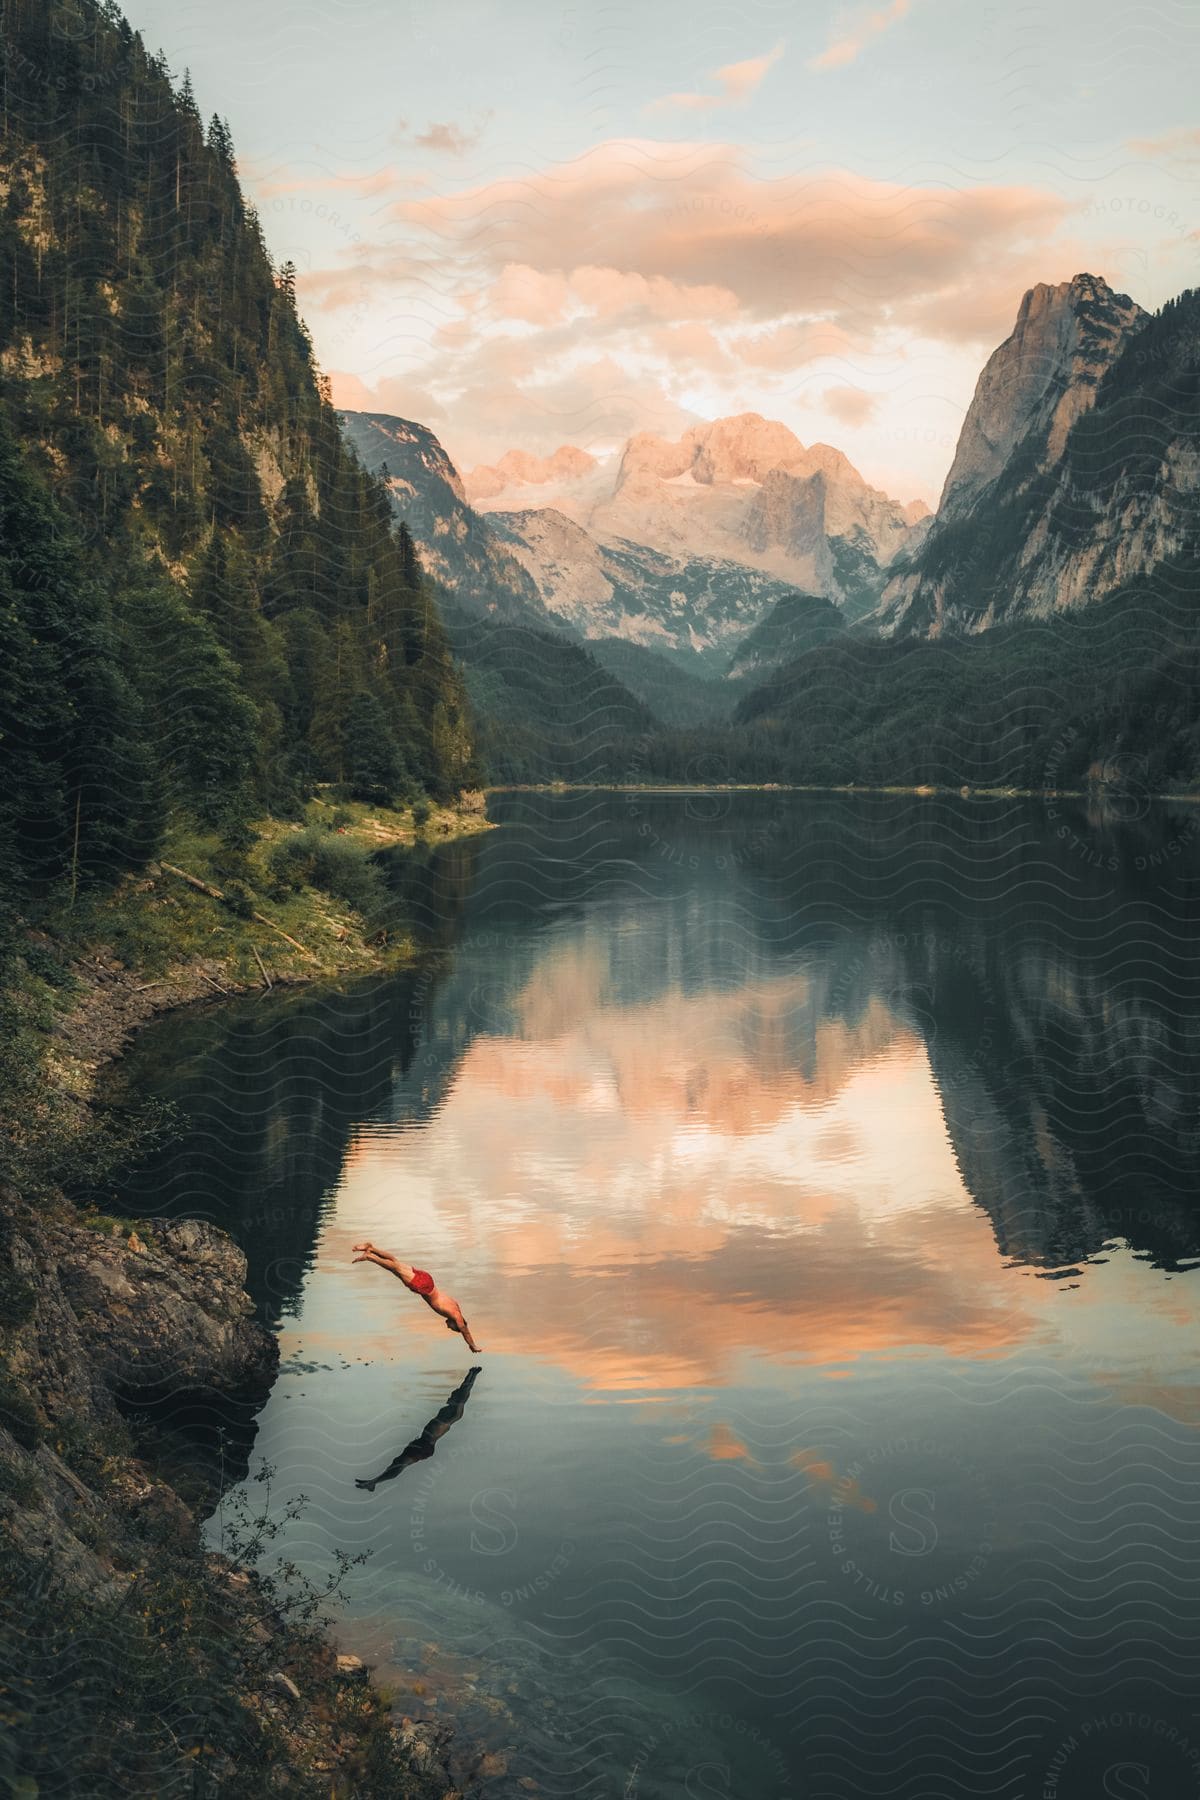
409;1268;435;1295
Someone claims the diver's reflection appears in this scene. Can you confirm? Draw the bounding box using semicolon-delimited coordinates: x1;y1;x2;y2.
355;1367;482;1491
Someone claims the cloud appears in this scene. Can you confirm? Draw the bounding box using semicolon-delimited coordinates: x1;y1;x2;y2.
414;121;482;155
823;384;879;427
329;368;446;428
373;140;1073;331
1126;125;1200;164
248;162;405;200
307;139;1078;485
488;264;572;325
809;0;910;72
390;115;489;155
649;42;784;113
479;262;742;328
333;352;700;472
731;319;860;369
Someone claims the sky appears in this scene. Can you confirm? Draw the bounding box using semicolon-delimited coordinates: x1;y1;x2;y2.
127;0;1200;505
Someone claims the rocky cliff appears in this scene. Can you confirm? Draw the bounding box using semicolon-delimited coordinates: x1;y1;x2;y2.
486;505;811;669
876;274;1200;638
583;413;928;618
340;410;554;626
343;409;832;674
0;949;464;1797
463;413;929;621
938;275;1145;521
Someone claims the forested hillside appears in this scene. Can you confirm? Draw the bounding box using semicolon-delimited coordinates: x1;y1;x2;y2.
0;0;475;902
439;604;655;782
623;564;1200;792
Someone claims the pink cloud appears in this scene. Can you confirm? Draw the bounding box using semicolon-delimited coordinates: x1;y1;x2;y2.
379;142;1073;333
823;384;879;427
414;121;481;155
649;42;785;113
809;0;910;72
644;320;731;370
731;319;860;369
1126;126;1200;163
248;163;404;201
570;264;740;321
309;139;1089;493
330;369;447;429
489;264;572;324
495;263;742;324
390;116;489;156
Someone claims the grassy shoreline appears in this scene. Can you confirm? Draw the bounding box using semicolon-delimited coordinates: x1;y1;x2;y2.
52;792;492;993
488;781;1200;801
6;795;492;1204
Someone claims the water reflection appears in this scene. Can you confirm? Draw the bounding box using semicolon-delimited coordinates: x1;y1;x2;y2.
356;1367;483;1491
117;794;1200;1300
111;792;1200;1799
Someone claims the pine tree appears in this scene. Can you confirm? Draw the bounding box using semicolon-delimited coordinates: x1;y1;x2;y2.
0;0;477;901
342;692;404;803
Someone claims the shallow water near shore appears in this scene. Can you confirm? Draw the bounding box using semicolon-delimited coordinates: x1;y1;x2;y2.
114;791;1200;1799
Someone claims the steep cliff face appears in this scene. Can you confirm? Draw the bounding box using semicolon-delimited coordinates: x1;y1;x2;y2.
339;412;659;774
876;274;1194;639
457;411;929;652
345;410;831;671
936;275;1145;523
339;411;553;624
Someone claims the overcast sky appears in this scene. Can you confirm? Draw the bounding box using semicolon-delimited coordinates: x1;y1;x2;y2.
127;0;1200;503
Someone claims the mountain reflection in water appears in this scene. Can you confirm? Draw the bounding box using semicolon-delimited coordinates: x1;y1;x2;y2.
113;793;1200;1799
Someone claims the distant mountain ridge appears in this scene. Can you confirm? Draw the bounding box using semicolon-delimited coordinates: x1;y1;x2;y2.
341;407;862;675
485;505;813;670
469;411;931;623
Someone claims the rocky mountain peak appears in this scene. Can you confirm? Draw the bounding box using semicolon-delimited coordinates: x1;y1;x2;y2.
936;271;1144;521
873;273;1198;641
348;411;469;505
466;443;597;502
687;413;809;485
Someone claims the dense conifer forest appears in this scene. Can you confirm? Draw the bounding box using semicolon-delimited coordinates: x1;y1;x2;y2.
0;0;476;906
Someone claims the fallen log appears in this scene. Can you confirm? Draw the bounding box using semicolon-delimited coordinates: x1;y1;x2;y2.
159;862;320;964
160;861;225;901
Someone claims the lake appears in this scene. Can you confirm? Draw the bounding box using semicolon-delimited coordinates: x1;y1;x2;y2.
113;792;1200;1800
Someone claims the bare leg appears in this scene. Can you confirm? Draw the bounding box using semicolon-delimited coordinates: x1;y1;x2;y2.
353;1245;416;1284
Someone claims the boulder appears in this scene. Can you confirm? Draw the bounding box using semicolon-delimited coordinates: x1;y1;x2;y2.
53;1216;278;1400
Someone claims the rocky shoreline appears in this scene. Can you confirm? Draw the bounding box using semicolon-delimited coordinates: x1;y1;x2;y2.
0;945;477;1795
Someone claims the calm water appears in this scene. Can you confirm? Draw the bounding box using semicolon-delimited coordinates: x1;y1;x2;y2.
114;793;1200;1800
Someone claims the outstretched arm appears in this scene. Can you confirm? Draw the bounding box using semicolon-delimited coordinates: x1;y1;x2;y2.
446;1303;483;1354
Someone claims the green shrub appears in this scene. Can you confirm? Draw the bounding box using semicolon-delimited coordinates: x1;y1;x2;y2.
265;830;386;920
411;798;432;831
221;882;255;920
21;941;76;991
